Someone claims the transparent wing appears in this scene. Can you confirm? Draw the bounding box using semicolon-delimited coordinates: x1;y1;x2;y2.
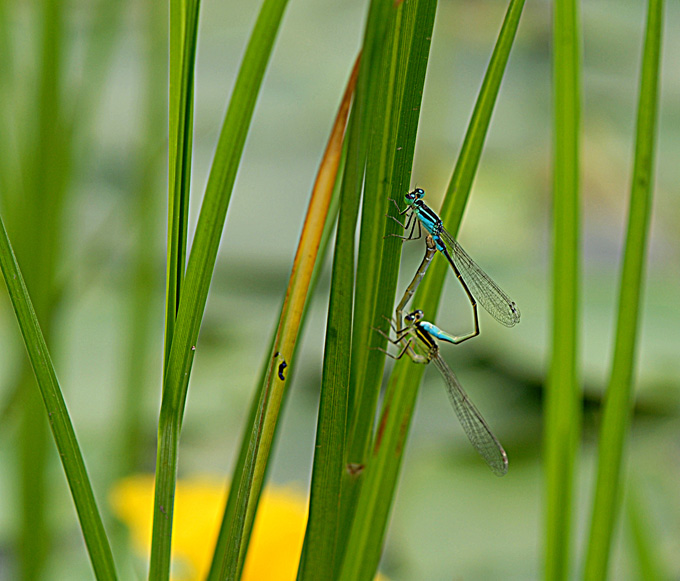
439;228;520;327
431;353;508;476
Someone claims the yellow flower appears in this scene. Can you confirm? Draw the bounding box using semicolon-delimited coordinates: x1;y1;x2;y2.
109;474;307;580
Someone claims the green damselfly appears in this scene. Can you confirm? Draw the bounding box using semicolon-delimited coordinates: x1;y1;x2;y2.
392;188;520;341
383;309;508;476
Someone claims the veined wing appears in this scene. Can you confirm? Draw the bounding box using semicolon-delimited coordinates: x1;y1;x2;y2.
439;228;520;327
431;353;508;476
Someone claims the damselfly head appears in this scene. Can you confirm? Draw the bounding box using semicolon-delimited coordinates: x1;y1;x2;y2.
405;188;425;205
405;309;424;323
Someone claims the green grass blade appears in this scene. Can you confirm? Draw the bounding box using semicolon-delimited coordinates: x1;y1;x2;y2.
17;1;70;576
215;79;347;581
339;2;525;578
0;216;117;580
296;2;405;577
206;139;345;581
337;359;420;581
164;0;200;369
5;1;130;576
335;0;437;576
348;1;404;444
544;0;581;578
347;0;435;463
295;129;358;581
18;369;49;581
1;0;125;574
583;1;664;577
148;1;290;578
626;483;667;581
204;57;354;581
117;0;167;476
294;59;360;581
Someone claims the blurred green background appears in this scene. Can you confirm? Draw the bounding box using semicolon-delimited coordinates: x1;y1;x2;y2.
0;0;679;579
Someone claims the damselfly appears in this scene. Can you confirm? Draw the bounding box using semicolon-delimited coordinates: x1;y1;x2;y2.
392;188;520;341
382;309;508;476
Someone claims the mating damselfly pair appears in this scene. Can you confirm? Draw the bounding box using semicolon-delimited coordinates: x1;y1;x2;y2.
384;188;520;477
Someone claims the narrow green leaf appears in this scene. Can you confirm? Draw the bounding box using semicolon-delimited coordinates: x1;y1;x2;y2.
0;216;117;579
295;146;357;581
17;0;70;576
544;0;581;578
164;0;200;369
626;482;667;581
348;1;404;439
346;0;437;470
339;1;525;578
118;0;167;476
207;55;355;581
207;145;345;581
335;0;437;575
149;0;290;578
297;1;404;577
296;59;362;581
584;1;664;578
